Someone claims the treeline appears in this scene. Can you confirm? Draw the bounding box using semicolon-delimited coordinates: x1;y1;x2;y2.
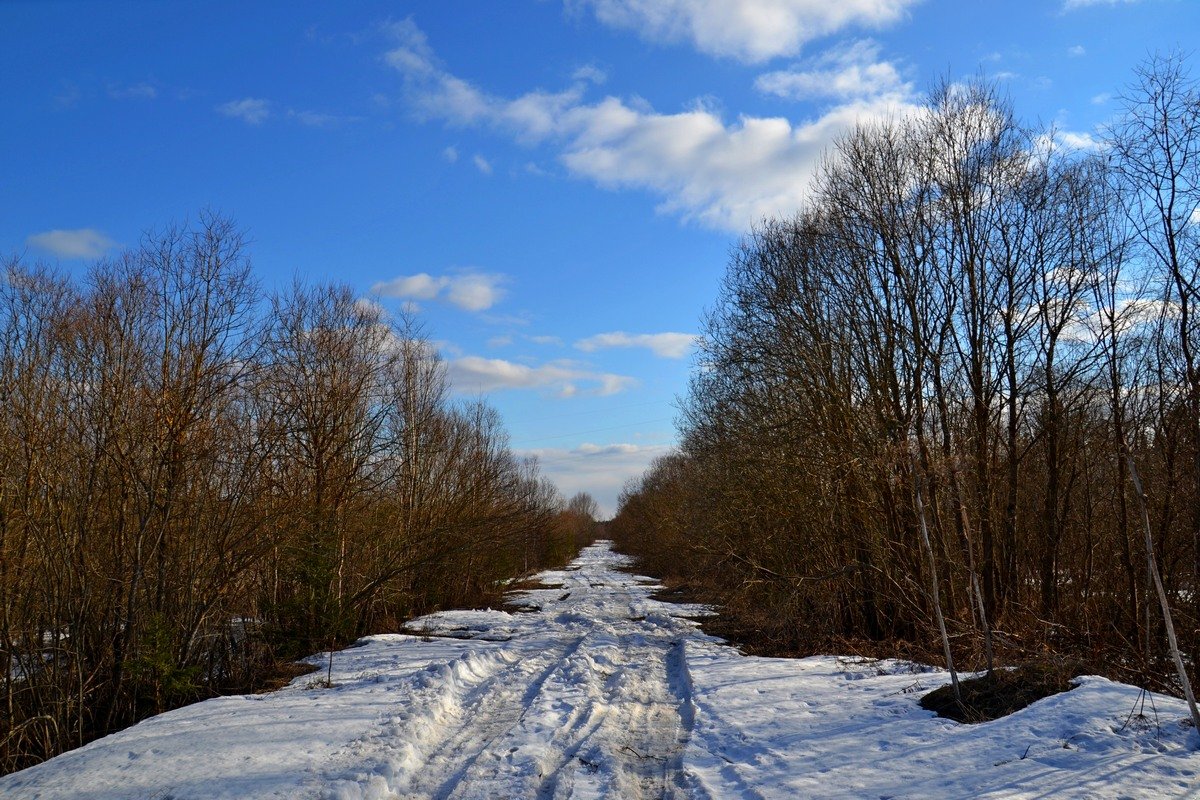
613;56;1200;694
0;214;590;772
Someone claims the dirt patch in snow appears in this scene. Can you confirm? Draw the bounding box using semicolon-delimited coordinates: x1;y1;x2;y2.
920;661;1082;722
253;660;319;694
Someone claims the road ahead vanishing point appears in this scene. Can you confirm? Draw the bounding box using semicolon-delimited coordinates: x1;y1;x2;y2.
5;542;1199;799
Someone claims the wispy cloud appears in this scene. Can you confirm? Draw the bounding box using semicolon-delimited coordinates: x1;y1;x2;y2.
1067;45;1086;57
443;145;459;162
217;97;271;125
26;227;117;259
383;19;920;230
754;39;909;102
1062;0;1144;9
107;82;158;100
372;270;508;312
573;0;919;63
287;109;358;127
54;82;82;109
572;64;608;85
446;356;636;396
519;441;673;517
473;153;494;174
575;331;697;358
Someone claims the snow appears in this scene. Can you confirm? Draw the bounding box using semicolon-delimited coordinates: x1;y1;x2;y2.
3;541;1198;799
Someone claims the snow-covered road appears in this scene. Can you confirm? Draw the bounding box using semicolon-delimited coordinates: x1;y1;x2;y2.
4;541;1199;799
388;545;700;799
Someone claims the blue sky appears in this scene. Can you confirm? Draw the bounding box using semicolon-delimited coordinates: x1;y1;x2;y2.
3;0;1196;515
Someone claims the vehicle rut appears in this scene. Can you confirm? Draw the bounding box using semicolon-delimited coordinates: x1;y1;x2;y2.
327;543;704;800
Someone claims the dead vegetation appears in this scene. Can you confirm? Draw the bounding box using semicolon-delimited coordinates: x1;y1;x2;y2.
611;54;1200;724
0;215;600;773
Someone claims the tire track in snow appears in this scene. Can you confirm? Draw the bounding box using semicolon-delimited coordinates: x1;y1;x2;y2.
528;628;696;800
400;633;589;800
323;542;707;800
602;635;693;799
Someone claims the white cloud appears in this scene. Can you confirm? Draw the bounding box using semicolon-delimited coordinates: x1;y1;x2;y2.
384;20;919;230
433;338;464;358
1091;92;1111;105
446;272;504;310
374;272;444;301
572;64;608;85
754;40;908;101
108;82;157;100
372;271;507;312
217;97;271;125
288;109;349;127
558;95;916;228
1063;0;1143;9
26;227;117;259
446;356;636;396
473;153;494;174
353;296;387;318
519;441;673;517
1058;130;1101;150
573;0;918;63
575;331;697;358
1045;129;1103;151
443;145;459;162
1067;45;1086;57
528;334;564;346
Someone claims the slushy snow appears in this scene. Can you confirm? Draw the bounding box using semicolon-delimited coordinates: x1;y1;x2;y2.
3;541;1198;798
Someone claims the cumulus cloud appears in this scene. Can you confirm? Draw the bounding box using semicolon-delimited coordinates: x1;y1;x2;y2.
26;227;117;259
754;39;908;101
383;19;919;230
519;441;673;517
446;272;504;310
558;95;916;228
572;0;918;63
1036;128;1103;153
1056;130;1102;150
446;356;636;396
217;97;271;125
575;331;697;358
372;271;507;312
1067;45;1086;57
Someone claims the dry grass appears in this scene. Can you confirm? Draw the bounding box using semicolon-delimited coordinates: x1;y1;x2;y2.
919;661;1083;723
